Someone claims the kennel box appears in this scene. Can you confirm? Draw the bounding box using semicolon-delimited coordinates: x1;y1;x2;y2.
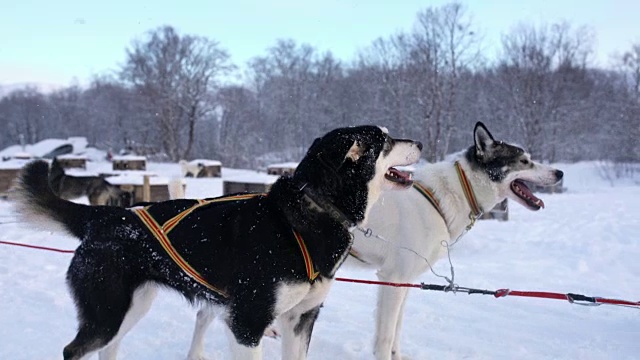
527;178;565;194
190;159;222;177
0;168;21;196
112;155;147;171
479;199;509;221
267;162;298;176
106;174;185;204
57;154;87;169
0;159;30;196
223;173;279;195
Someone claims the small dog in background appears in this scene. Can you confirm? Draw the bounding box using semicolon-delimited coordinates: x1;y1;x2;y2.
179;160;205;178
48;158;128;206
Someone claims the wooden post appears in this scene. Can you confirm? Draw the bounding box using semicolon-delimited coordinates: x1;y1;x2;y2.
142;175;151;202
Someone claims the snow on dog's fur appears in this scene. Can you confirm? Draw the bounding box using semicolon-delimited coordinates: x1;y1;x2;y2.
13;125;422;360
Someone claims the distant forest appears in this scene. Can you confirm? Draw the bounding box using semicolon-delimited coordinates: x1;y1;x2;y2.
1;2;639;168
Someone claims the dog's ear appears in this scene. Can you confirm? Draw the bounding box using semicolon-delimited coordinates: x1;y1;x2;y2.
474;122;495;157
345;140;365;162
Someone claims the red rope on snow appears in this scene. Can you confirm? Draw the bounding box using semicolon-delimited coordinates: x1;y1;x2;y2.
0;240;75;254
2;239;639;308
494;289;640;307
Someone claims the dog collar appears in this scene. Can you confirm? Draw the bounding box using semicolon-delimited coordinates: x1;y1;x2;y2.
454;161;483;221
301;186;356;229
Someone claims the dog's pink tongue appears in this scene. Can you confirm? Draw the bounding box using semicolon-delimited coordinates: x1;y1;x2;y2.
515;180;545;208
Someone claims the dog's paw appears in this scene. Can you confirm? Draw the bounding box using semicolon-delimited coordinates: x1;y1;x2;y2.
263;326;280;339
186;350;213;360
394;353;412;360
186;355;211;360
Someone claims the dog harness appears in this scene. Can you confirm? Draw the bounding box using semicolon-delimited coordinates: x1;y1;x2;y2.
454;161;483;222
412;181;445;220
132;193;319;298
411;162;483;229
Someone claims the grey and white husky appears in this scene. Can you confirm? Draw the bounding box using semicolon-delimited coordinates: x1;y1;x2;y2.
350;121;563;360
186;122;563;360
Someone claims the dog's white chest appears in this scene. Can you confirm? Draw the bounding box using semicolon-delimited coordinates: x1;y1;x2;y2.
273;279;333;317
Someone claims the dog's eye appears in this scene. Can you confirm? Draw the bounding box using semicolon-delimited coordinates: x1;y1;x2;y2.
520;159;529;165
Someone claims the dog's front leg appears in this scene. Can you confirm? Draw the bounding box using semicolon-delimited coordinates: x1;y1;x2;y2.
186;307;218;360
374;285;410;360
279;305;322;360
225;298;273;360
391;289;410;360
224;325;263;360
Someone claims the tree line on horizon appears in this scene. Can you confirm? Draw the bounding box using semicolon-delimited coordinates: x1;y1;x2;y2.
0;2;638;169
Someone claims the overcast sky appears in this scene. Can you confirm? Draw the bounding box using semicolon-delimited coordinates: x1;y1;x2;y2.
1;0;639;87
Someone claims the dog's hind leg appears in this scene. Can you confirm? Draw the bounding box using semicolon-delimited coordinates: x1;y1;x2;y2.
63;248;151;360
186;306;219;360
374;285;410;360
278;305;321;360
98;282;158;360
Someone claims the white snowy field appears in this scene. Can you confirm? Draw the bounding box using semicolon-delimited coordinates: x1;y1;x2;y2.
1;161;639;359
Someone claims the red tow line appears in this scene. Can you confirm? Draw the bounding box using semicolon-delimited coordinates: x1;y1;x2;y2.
0;240;75;253
335;277;640;308
2;240;639;308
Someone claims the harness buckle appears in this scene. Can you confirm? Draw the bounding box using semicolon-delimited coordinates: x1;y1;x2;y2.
363;228;373;237
466;213;477;231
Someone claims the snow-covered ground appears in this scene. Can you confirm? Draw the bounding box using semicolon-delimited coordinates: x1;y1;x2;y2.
1;161;639;359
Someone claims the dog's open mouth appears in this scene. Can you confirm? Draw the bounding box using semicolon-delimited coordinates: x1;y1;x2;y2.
385;167;413;188
511;179;544;210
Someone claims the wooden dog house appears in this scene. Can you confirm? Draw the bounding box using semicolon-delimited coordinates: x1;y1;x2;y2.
223;173;279;195
267;162;298;176
185;159;222;178
0;167;21;197
479;199;509;221
0;159;30;197
527;179;565;194
56;154;87;169
106;175;185;204
112;155;147;171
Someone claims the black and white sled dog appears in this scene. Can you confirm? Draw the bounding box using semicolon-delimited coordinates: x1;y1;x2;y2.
49;157;129;206
179;159;206;177
186;122;564;360
14;126;422;360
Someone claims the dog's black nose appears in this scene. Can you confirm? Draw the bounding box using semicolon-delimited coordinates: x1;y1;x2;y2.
555;170;564;180
415;141;423;151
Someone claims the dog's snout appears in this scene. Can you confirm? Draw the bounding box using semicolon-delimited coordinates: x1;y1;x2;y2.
415;141;423;151
554;170;564;180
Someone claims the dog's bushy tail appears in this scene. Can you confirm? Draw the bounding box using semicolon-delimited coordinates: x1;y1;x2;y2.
13;160;88;239
48;157;64;196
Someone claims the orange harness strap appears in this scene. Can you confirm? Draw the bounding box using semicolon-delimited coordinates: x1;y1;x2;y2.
412;181;446;220
454;161;483;219
133;193;319;298
292;231;320;281
133;206;229;297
